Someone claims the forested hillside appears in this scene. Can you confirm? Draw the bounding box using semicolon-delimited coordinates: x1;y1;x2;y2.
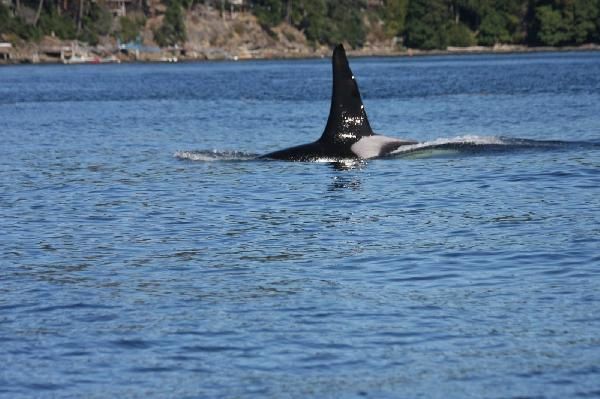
253;0;600;48
1;0;600;49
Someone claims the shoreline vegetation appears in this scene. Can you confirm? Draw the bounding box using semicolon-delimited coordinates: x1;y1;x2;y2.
2;0;600;65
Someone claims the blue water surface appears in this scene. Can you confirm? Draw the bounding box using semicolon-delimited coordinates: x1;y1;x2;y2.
1;51;600;398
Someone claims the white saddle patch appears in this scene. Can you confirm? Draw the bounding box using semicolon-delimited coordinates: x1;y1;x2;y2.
350;135;414;159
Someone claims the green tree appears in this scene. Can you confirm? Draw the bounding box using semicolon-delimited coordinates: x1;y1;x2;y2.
528;0;599;45
569;0;598;44
0;3;41;40
154;0;186;47
0;3;9;25
326;0;366;48
287;0;366;48
383;0;408;38
596;0;600;42
79;2;113;44
445;21;476;46
119;15;145;43
33;0;44;26
38;8;77;39
404;0;449;49
478;9;512;45
252;0;284;28
533;4;569;45
290;0;328;44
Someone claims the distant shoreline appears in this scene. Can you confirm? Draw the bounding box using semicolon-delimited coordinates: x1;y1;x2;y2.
346;43;600;61
1;42;600;66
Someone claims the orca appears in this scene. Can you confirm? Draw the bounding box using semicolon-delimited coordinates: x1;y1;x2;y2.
260;44;416;162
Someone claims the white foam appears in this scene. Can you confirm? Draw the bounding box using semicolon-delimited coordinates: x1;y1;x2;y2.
390;135;506;154
307;157;360;164
174;150;256;162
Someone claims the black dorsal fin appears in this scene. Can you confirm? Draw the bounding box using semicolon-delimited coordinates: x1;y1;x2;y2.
319;44;374;145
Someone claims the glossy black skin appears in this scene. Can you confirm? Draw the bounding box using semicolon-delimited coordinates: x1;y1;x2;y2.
260;141;358;162
260;44;379;162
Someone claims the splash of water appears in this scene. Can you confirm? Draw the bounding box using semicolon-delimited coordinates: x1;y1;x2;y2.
174;150;258;162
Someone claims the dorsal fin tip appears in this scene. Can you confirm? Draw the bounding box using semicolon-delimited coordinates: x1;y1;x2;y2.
332;44;352;80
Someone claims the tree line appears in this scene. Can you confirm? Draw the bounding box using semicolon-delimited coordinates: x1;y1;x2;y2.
0;0;181;45
254;0;600;48
1;0;600;48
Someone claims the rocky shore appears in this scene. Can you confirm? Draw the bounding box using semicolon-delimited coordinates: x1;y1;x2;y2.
2;4;600;65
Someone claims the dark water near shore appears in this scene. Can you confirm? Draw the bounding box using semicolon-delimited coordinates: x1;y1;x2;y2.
1;52;600;398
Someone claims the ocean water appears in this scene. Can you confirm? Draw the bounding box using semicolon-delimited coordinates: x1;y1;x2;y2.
1;52;600;398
